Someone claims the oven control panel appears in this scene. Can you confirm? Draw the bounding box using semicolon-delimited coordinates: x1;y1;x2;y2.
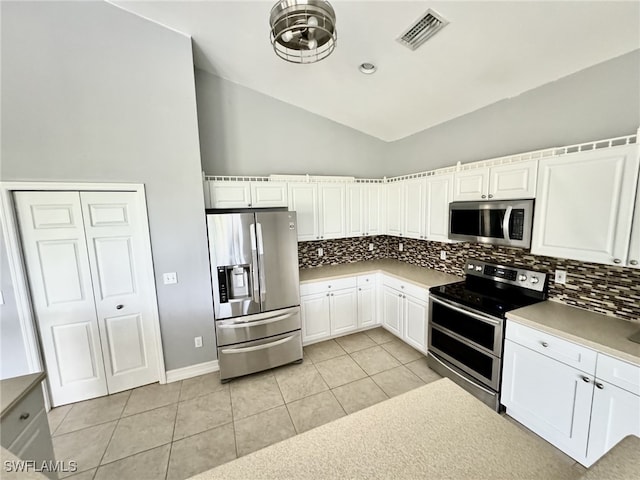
465;259;547;292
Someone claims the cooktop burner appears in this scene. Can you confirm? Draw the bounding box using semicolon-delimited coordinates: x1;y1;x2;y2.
429;259;549;318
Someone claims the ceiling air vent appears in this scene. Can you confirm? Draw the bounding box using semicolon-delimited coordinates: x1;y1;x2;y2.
397;8;449;51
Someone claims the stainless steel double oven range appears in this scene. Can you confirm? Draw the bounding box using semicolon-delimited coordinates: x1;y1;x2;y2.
427;260;549;411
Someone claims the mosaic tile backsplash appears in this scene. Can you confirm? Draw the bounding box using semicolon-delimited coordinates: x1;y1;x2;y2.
299;236;640;323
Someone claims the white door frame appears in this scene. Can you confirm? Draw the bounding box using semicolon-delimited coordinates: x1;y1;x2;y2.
0;181;167;388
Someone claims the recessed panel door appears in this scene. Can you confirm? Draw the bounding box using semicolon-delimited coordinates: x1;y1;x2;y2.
14;191;108;406
80;192;160;393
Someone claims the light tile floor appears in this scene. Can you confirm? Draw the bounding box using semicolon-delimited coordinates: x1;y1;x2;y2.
48;328;441;480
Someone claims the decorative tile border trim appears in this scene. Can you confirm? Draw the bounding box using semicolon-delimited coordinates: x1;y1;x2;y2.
299;236;640;323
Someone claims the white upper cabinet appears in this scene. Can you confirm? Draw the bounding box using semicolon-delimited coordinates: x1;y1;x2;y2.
346;183;365;237
453;161;537;201
208;181;287;208
250;181;288;207
627;177;640;269
425;173;454;242
209;181;252;208
403;178;426;240
489;160;538;200
288;183;319;241
386;182;404;237
318;183;346;239
365;183;386;236
531;145;640;266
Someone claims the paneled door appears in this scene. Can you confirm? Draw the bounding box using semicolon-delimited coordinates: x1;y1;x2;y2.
14;191;160;406
80;192;159;393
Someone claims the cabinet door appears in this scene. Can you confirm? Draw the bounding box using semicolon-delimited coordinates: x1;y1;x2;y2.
288;183;319;241
404;293;428;353
488;160;538;200
250;182;288;207
365;183;386;236
586;380;640;466
357;284;377;328
627;177;640;269
386;182;404;237
531;145;639;265
425;174;453;242
318;183;346;239
453;168;489;201
209;181;252;208
382;286;403;338
330;288;358;336
346;184;364;237
300;292;330;344
7;409;56;479
404;178;426;239
502;340;593;462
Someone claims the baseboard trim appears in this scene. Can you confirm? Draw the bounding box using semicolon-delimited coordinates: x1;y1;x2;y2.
165;360;219;383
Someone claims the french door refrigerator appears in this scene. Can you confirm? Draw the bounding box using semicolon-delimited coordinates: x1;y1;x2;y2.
206;209;302;381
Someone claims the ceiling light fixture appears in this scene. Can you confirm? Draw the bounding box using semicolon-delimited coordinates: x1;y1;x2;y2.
359;62;377;74
269;0;337;64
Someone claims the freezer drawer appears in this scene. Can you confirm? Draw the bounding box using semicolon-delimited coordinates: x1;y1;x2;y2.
218;330;303;381
215;306;301;346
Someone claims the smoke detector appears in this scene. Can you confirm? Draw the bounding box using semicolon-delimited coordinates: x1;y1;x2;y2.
397;8;449;51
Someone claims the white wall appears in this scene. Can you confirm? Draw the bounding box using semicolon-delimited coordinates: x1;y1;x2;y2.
196;69;390;177
1;1;215;372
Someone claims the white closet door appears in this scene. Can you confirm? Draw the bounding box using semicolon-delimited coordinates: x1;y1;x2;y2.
80;192;159;393
14;192;108;406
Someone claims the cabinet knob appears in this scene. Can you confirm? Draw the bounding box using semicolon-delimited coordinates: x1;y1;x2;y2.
541;341;548;348
358;288;362;291
19;412;30;421
330;293;334;296
403;295;406;299
488;194;493;199
630;260;638;266
398;293;402;297
613;258;621;264
401;285;404;289
116;304;124;310
481;195;487;199
595;382;604;390
581;376;591;383
248;203;252;207
320;236;324;239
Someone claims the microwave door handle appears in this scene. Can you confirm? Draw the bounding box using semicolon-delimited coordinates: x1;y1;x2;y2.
249;223;260;304
502;206;513;242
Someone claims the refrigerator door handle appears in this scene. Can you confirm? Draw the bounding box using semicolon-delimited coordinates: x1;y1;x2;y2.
256;222;267;303
249;223;260;304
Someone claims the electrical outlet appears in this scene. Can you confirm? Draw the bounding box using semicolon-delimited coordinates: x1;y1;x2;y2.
318;248;323;257
368;243;374;251
194;336;203;348
163;272;178;285
554;270;567;285
440;251;447;260
399;242;404;252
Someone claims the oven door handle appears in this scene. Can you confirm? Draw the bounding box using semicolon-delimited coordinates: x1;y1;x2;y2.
430;296;501;326
502;205;513;242
220;334;295;354
428;353;496;397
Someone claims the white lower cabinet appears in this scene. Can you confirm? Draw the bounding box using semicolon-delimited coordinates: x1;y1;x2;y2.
300;292;331;343
382;285;404;337
330;288;358;336
502;321;640;467
357;274;377;328
381;276;429;352
403;294;429;352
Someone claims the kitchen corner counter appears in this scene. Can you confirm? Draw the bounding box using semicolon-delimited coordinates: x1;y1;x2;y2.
0;372;46;420
299;259;461;289
507;301;640;365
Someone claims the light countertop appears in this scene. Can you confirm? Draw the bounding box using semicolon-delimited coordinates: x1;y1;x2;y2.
507;301;640;365
192;378;594;480
0;372;46;420
299;259;461;289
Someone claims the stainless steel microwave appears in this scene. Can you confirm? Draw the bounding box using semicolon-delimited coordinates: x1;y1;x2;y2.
448;199;534;248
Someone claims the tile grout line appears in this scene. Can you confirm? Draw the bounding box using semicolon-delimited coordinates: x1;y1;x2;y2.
164;390;181;480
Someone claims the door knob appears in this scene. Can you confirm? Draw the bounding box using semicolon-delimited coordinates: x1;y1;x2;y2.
116;304;124;310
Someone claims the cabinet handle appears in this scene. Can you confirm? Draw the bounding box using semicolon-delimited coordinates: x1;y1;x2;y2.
398;293;402;298
581;376;591;383
326;293;329;297
481;195;487;199
19;413;30;421
631;260;638;266
595;382;604;390
488;194;493;199
330;293;334;296
541;341;548;348
358;288;362;291
320;236;324;239
613;258;621;264
403;295;406;299
401;285;404;289
316;236;319;240
116;304;124;310
248;203;252;207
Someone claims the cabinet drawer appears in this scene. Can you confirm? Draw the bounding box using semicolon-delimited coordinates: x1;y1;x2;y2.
596;354;640;395
357;274;377;287
300;277;357;296
505;322;597;374
382;275;428;302
8;408;55;476
1;385;45;448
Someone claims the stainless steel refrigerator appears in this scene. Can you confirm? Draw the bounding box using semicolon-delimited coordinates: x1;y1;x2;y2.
206;209;302;381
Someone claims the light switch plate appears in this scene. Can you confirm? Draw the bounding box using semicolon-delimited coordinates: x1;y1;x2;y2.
163;272;178;285
554;270;567;285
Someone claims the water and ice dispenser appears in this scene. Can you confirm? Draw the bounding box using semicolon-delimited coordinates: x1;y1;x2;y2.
216;265;251;303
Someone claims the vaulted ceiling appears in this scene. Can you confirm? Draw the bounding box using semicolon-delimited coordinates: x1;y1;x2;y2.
111;1;640;141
